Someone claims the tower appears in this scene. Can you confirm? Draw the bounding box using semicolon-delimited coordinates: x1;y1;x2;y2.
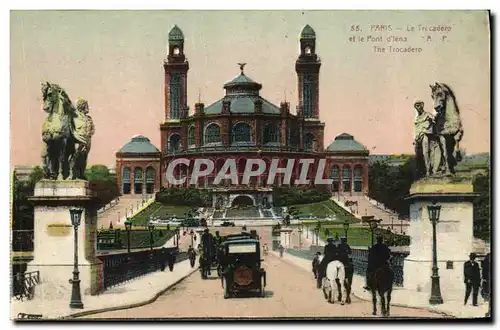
160;25;189;170
164;25;189;120
295;24;321;119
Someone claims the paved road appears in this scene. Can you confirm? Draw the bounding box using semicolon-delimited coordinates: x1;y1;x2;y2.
83;250;443;319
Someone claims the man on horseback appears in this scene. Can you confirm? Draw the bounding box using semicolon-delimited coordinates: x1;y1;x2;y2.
365;235;391;291
318;236;340;281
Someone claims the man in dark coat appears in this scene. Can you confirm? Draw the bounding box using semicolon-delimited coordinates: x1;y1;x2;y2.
159;247;167;271
481;253;490;300
318;237;340;280
464;252;481;306
312;252;322;279
167;250;176;272
188;245;197;268
365;235;391;290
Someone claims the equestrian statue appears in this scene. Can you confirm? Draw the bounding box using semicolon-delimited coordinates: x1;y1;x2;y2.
40;82;95;180
414;83;464;178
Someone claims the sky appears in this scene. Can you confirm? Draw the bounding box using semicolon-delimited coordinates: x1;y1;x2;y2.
10;10;490;167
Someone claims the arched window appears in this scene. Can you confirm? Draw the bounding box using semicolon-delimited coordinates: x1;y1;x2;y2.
354;165;363;192
331;165;340;192
232;122;252;144
263;122;280;145
122;167;131;194
168;134;181;154
173;47;180;55
134;167;143;194
146;167;156;194
204;123;221;145
304;133;315;151
342;165;351;193
187;125;195;147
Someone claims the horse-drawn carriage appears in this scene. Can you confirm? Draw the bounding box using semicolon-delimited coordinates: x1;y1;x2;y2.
220;238;266;299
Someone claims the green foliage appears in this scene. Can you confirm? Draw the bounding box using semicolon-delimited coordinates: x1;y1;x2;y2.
272;186;330;207
368;158;417;216
86;165;120;206
130;202;192;225
473;171;490;241
85;165;113;182
156;187;211;207
12;166;44;230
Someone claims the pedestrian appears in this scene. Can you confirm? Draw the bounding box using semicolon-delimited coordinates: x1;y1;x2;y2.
159;247;166;271
481;252;490;301
463;252;481;306
168;250;176;272
279;244;284;258
188;245;196;268
312;252;321;279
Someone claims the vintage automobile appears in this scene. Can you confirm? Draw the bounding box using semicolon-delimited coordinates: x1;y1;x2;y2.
220;238;266;299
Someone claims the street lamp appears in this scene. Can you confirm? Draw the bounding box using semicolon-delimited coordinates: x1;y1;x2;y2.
343;220;350;242
298;223;303;249
148;221;155;251
190;229;194;247
69;207;84;309
176;228;180;248
427;201;444;305
314;223;321;246
362;216;381;247
124;219;132;254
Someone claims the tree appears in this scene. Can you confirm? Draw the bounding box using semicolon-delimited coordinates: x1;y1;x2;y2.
12;166;44;230
473;170;490;241
85;165;114;182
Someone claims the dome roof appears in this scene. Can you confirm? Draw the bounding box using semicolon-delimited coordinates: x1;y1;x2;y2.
223;73;262;90
119;135;160;154
169;25;184;41
300;24;316;39
204;69;280;115
326;133;368;152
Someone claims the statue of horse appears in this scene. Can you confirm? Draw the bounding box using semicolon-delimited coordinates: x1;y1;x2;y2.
320;256;348;305
41;82;76;180
368;263;394;317
429;83;464;175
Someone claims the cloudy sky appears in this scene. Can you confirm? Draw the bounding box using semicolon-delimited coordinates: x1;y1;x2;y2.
10;10;490;167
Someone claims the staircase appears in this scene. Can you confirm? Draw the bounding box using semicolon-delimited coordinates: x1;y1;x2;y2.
332;195;410;233
97;195;151;229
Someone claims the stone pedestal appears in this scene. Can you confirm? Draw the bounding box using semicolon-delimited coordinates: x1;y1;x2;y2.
27;180;103;301
404;177;478;300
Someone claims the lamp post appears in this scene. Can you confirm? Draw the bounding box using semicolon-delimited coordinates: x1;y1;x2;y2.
176;228;180;248
298;223;303;249
69;207;84;309
190;229;194;247
148;221;155;251
391;216;394;230
124;219;132;254
362;216;381;247
305;223;309;239
400;218;403;234
427;201;444;305
343;220;350;242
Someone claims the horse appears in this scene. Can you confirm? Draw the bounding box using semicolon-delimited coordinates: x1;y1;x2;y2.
368;263;394;317
429;82;464;175
320;256;348;305
41;82;76;180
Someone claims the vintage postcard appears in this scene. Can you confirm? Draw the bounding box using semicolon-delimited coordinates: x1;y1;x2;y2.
10;10;491;321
